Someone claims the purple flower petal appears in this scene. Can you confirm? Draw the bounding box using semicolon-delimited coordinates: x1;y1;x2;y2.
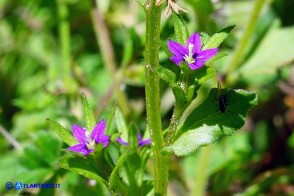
196;48;218;62
90;119;106;143
138;139;151;146
168;39;186;57
138;133;151;146
100;135;110;147
170;56;184;66
116;137;128;146
72;124;87;143
138;133;143;141
188;61;206;70
186;32;202;54
68;143;93;156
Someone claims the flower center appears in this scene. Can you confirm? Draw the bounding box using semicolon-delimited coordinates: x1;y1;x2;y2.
86;139;96;150
183;43;195;64
85;131;95;150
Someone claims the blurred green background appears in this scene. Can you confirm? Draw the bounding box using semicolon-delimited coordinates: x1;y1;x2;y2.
1;0;294;195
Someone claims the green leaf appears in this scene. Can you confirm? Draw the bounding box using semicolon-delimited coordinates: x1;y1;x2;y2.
34;131;61;166
106;104;117;133
172;12;189;45
200;32;210;46
185;85;196;103
58;155;108;186
164;88;257;156
172;85;186;106
157;66;177;87
18;168;53;183
81;94;96;131
121;29;133;67
129;123;139;149
194;66;216;85
234;26;294;85
202;26;235;50
115;107;128;141
47;119;77;146
109;151;130;190
206;52;228;65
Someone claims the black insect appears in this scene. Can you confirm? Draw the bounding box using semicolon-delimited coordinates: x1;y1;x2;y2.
218;94;227;113
216;82;228;113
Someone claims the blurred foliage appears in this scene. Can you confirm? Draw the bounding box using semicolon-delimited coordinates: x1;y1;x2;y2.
0;0;294;195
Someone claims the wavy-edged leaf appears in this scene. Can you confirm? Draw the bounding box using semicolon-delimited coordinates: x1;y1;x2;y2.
164;88;257;156
81;94;96;131
202;26;234;50
47;119;77;146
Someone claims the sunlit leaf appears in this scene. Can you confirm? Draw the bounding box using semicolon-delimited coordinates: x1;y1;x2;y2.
172;12;189;45
164;88;257;156
206;52;228;66
234;26;294;84
202;26;234;50
47;119;77;146
200;32;210;45
81;94;96;131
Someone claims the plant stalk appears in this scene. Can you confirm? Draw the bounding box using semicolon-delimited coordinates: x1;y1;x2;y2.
192;146;212;196
226;0;266;75
57;0;73;91
145;1;168;195
90;7;131;117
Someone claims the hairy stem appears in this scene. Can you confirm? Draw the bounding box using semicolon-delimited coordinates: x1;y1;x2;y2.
145;1;168;195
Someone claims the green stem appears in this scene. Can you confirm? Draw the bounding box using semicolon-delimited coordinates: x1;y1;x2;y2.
226;0;266;75
90;6;131;117
57;0;72;90
192;146;212;196
165;104;184;146
145;1;168;195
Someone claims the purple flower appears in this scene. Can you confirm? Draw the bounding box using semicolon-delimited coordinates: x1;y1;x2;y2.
168;32;218;70
67;119;110;156
116;134;151;147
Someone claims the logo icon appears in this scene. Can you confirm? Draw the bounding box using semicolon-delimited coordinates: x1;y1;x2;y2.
15;182;22;190
5;182;13;190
